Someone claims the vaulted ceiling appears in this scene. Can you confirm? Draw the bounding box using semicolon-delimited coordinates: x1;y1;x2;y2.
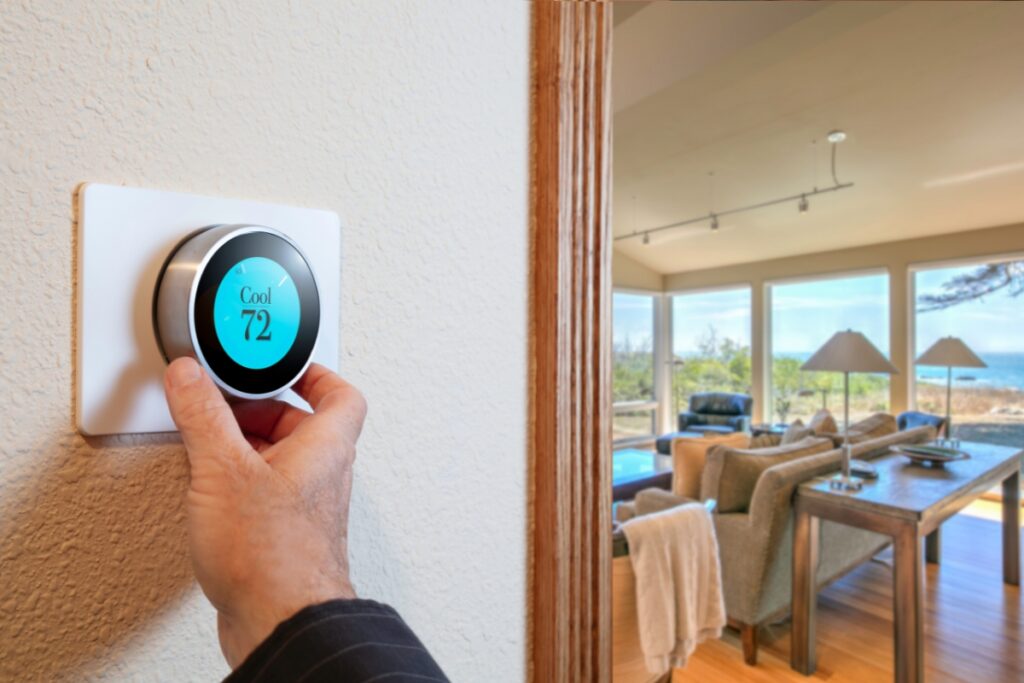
612;1;1024;274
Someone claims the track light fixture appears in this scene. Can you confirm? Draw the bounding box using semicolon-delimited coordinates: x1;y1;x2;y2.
618;129;853;244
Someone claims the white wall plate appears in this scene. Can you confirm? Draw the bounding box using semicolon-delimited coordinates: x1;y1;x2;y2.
76;183;341;435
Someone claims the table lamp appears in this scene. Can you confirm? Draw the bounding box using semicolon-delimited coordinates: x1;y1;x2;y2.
915;336;987;444
802;330;899;491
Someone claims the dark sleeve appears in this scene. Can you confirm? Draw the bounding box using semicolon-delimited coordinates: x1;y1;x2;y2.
224;599;449;683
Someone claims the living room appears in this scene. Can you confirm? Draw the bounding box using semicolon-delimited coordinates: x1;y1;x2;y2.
610;3;1024;682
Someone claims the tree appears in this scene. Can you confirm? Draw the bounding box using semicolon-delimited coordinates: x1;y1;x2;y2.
671;326;752;412
612;334;654;403
917;261;1024;311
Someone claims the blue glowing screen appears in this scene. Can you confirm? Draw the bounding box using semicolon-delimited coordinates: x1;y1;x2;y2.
213;257;301;369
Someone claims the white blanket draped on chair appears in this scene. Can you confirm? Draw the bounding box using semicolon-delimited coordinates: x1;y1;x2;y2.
621;500;726;676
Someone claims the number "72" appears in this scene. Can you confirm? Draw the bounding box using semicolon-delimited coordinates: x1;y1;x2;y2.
241;309;272;341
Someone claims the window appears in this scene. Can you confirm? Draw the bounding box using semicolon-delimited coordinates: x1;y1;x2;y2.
670;287;752;420
769;273;890;426
613;292;657;443
913;259;1024;447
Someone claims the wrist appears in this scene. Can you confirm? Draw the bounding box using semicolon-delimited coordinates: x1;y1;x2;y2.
222;575;356;668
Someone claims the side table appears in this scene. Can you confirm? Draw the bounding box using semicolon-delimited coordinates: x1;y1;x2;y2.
790;441;1021;683
751;423;787;437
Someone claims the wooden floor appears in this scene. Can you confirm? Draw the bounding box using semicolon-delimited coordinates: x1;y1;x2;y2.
669;501;1022;683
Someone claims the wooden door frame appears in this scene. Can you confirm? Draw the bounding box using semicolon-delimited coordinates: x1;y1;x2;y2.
529;2;613;682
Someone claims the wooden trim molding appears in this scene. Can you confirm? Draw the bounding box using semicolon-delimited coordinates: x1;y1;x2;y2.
529;2;613;682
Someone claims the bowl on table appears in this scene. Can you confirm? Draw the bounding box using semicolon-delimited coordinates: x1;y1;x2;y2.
889;444;970;468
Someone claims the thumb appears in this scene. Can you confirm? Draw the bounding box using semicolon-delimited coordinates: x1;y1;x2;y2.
164;357;253;470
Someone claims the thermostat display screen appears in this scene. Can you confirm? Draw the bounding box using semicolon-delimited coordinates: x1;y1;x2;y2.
212;257;301;369
192;230;320;396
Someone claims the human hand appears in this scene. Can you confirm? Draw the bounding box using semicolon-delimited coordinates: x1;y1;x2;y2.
163;357;367;668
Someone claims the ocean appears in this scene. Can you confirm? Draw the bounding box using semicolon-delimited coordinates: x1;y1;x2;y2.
914;351;1024;390
772;351;1024;391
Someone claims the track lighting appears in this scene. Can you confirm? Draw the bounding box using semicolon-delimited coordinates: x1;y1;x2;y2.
615;129;854;244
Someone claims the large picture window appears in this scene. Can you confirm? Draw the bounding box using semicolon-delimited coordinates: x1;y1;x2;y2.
670;287;752;420
769;273;890;425
613;292;657;443
913;259;1024;447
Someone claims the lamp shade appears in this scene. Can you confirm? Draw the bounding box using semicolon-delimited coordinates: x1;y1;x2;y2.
801;330;899;374
915;336;987;368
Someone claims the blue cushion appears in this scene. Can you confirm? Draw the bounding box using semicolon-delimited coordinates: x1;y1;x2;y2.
655;432;679;455
696;424;738;435
897;411;947;435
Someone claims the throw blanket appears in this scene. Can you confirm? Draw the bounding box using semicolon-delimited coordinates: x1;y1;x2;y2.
622;502;725;674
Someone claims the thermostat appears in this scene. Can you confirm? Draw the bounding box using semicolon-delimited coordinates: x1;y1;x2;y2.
154;224;321;399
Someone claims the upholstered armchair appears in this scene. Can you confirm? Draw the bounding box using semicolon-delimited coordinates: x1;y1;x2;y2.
656;392;753;455
897;410;948;437
619;424;938;666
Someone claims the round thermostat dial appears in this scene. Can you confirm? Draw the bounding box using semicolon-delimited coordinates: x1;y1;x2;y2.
153;225;321;400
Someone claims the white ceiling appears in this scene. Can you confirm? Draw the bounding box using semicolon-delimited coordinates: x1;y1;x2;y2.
612;1;1024;274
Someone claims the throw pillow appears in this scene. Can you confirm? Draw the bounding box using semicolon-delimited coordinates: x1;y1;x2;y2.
845;412;897;443
749;433;782;449
851;423;935;459
705;436;834;513
781;419;812;445
671;432;750;499
808;409;838;436
634;487;693;516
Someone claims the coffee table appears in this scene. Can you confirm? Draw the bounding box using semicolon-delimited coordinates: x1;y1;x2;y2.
612;448;672;502
790;441;1021;683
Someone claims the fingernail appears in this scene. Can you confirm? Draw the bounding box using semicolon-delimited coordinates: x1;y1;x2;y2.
168;357;202;388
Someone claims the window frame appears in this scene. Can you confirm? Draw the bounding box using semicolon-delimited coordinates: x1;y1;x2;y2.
666;282;755;430
612;287;665;446
529;3;612;678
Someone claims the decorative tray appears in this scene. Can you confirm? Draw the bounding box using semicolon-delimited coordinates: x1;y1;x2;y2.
889;444;970;467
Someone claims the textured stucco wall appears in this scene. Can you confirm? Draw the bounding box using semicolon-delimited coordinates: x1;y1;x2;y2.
0;2;529;681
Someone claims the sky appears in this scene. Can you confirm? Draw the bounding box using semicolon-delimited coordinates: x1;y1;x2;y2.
771;274;889;355
612;292;654;351
614;265;1024;358
915;264;1024;354
673;288;751;354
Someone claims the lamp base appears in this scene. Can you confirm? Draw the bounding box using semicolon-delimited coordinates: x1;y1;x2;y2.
828;473;864;492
